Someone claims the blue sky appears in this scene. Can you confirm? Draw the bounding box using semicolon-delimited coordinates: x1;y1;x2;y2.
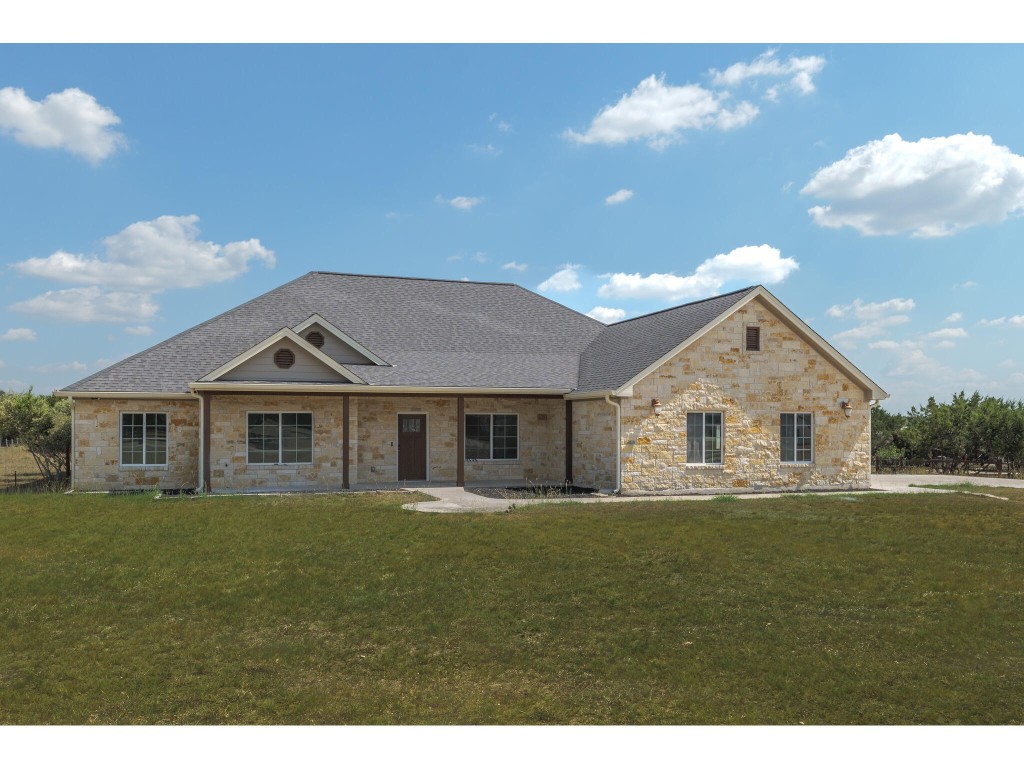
2;43;1024;411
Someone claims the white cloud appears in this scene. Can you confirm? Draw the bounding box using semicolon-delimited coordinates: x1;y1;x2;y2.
710;49;826;95
563;74;758;149
802;133;1024;237
10;215;273;324
586;306;626;324
436;194;483;211
955;280;978;289
925;327;968;341
14;215;274;290
469;143;501;156
826;297;916;320
471;252;488;263
27;360;88;374
980;315;1024;327
0;328;36;342
0;86;125;163
605;188;635;205
538;264;582;293
832;315;911;347
598;244;797;302
124;325;153;336
11;286;159;323
828;297;915;348
944;312;963;323
502;261;528;272
489;114;512;133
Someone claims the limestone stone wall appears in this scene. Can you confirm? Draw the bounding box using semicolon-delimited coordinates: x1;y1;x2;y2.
571;398;617;491
209;394;346;492
72;397;199;491
620;297;872;494
463;397;566;485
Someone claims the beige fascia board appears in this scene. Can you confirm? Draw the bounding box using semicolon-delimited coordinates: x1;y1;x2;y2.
293;313;389;366
198;327;367;384
188;382;570;395
53;390;196;400
565;390;619;401
612;286;889;402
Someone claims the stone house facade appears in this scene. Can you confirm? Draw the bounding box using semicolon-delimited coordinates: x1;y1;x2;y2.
59;272;886;495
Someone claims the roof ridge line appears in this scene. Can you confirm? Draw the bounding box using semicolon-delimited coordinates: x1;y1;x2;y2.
311;271;516;287
606;285;760;326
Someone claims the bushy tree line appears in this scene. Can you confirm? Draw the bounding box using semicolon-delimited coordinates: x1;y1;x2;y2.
872;391;1024;476
0;390;71;485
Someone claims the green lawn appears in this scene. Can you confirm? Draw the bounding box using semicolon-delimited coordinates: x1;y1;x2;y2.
1;489;1022;724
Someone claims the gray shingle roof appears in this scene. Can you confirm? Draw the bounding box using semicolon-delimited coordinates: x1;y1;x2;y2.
61;272;761;395
63;272;608;393
574;286;758;393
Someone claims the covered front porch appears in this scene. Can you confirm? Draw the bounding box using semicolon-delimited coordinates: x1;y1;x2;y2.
198;391;574;494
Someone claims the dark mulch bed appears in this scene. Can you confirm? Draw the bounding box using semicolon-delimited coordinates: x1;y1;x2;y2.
468;484;601;499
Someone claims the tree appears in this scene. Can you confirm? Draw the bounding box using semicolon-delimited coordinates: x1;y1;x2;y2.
0;390;71;485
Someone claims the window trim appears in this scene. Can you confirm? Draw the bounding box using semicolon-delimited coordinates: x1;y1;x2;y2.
246;411;315;466
464;412;520;461
686;411;724;466
780;412;814;464
119;411;169;468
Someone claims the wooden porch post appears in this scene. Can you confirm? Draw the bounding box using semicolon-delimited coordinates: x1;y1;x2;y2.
456;395;465;487
342;394;350;490
202;392;211;493
565;399;573;485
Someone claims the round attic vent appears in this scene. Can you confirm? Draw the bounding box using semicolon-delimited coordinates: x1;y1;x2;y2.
305;330;325;349
274;348;296;369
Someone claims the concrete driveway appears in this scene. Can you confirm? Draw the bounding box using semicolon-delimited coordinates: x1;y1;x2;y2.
870;473;1024;492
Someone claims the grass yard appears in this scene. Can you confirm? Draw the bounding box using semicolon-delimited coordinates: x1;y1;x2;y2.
0;445;43;490
1;488;1022;724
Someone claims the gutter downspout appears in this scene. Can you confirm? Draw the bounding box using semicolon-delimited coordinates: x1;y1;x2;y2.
604;394;621;494
68;396;75;491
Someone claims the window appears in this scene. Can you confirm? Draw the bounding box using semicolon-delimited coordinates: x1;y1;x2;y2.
121;413;167;466
686;412;723;464
745;325;761;351
248;412;313;464
465;414;518;460
781;413;813;463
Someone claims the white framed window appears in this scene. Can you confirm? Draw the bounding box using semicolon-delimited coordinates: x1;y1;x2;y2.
465;413;519;460
247;412;313;464
781;413;814;463
120;412;168;466
686;412;723;464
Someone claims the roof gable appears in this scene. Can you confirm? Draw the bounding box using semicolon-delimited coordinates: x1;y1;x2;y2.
199;328;366;384
292;314;388;366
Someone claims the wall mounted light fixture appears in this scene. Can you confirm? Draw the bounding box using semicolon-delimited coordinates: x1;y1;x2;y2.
651;398;662;415
839;399;853;418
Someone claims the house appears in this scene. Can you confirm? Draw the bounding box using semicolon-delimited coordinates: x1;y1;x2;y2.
57;272;888;495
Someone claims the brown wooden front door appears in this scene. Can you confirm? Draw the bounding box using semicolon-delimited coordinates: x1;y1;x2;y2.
397;414;427;481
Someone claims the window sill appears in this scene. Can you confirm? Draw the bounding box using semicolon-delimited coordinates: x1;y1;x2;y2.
781;462;814;467
465;459;520;464
120;464;169;469
686;463;725;469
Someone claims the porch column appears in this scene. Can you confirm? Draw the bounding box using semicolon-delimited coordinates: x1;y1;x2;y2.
202;392;211;492
456;395;465;487
565;399;573;485
342;394;350;490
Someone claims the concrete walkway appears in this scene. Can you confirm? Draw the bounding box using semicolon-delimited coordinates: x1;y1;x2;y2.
402;473;1024;513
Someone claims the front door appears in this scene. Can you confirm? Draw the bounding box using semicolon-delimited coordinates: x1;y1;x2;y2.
397;414;427;481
